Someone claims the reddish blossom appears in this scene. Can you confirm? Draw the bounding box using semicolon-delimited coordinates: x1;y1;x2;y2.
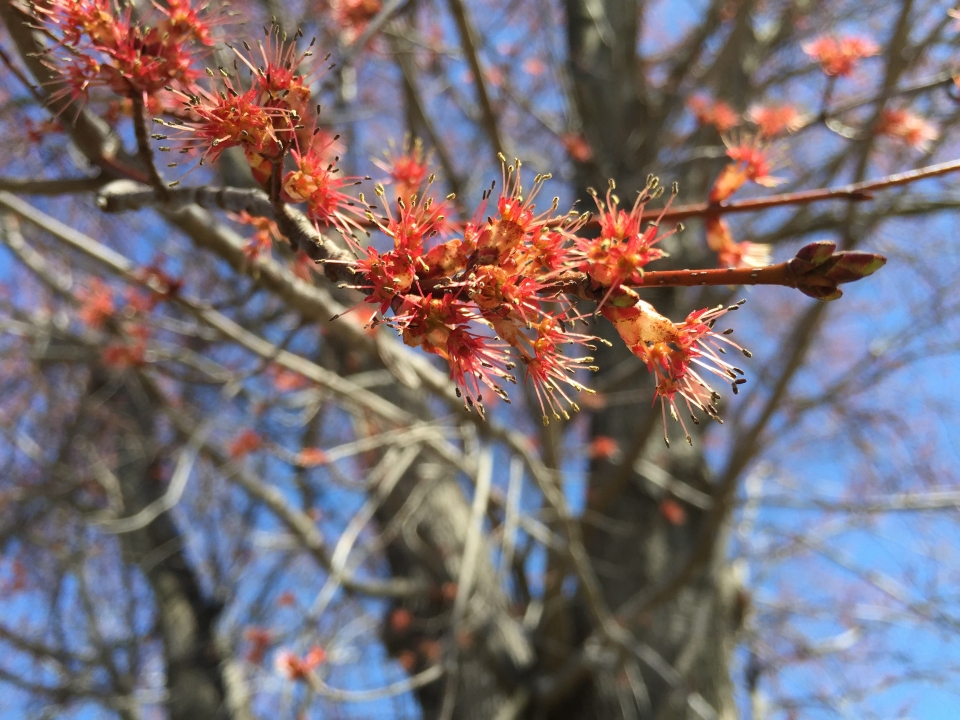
561;132;594;162
244;627;273;665
517;316;598;424
719;240;771;269
474;160;557;265
710;137;784;202
394;295;516;414
875;108;939;151
602;294;750;446
101;341;147;369
660;498;687;525
397;650;417;671
747;104;803;136
102;324;150;369
161;83;290;168
389;608;413;632
233;31;319;122
706;217;771;269
588;436;621;461
574;178;679;308
229;429;263;458
232;211;282;264
523;57;546;75
344;190;452;316
269;365;311;392
281;144;367;237
77;278;115;328
275;646;326;681
36;0;215;101
688;95;740;133
374;137;434;204
803;34;879;77
329;0;383;43
298;448;330;467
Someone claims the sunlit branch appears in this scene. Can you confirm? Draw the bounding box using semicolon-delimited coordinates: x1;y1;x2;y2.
632;156;960;223
305;663;445;702
750;490;960;513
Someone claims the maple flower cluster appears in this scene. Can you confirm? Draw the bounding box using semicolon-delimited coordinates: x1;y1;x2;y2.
803;34;880;77
35;1;769;444
333;163;751;444
35;0;216;105
340;162;603;424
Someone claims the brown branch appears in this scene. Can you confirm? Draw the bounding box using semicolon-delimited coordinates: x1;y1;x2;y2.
96;181;356;278
0;176;106;194
446;0;506;160
130;92;167;197
390;26;467;207
96;182;884;300
630;156;960;224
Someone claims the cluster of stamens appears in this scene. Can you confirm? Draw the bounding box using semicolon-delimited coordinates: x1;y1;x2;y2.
33;1;756;443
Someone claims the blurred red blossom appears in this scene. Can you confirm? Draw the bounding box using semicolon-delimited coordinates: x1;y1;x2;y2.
803;34;879;77
876;108;939;151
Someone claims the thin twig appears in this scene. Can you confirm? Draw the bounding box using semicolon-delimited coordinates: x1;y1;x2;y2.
306;663;443;702
439;446;493;720
446;0;506;160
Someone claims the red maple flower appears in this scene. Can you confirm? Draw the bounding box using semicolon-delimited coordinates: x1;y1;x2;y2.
602;296;750;445
102;326;150;369
561;132;594;162
342;192;447;315
231;28;328;145
298;448;330;467
374;137;434;203
244;627;273;665
474;159;557;265
36;0;214;101
574;179;679;308
389;608;413;632
660;498;687;525
281;145;366;237
77;278;115;328
747;104;803;136
710;136;784;202
229;429;263;458
232;211;283;264
803;34;879;77
875;108;939;151
511;316;598;424
706;217;771;269
329;0;383;43
275;646;327;681
588;436;621;461
394;295;516;414
268;364;311;392
161;82;290;168
689;95;741;133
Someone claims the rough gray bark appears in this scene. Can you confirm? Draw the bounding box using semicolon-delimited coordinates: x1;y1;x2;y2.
539;2;759;717
376;455;536;719
81;367;245;720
